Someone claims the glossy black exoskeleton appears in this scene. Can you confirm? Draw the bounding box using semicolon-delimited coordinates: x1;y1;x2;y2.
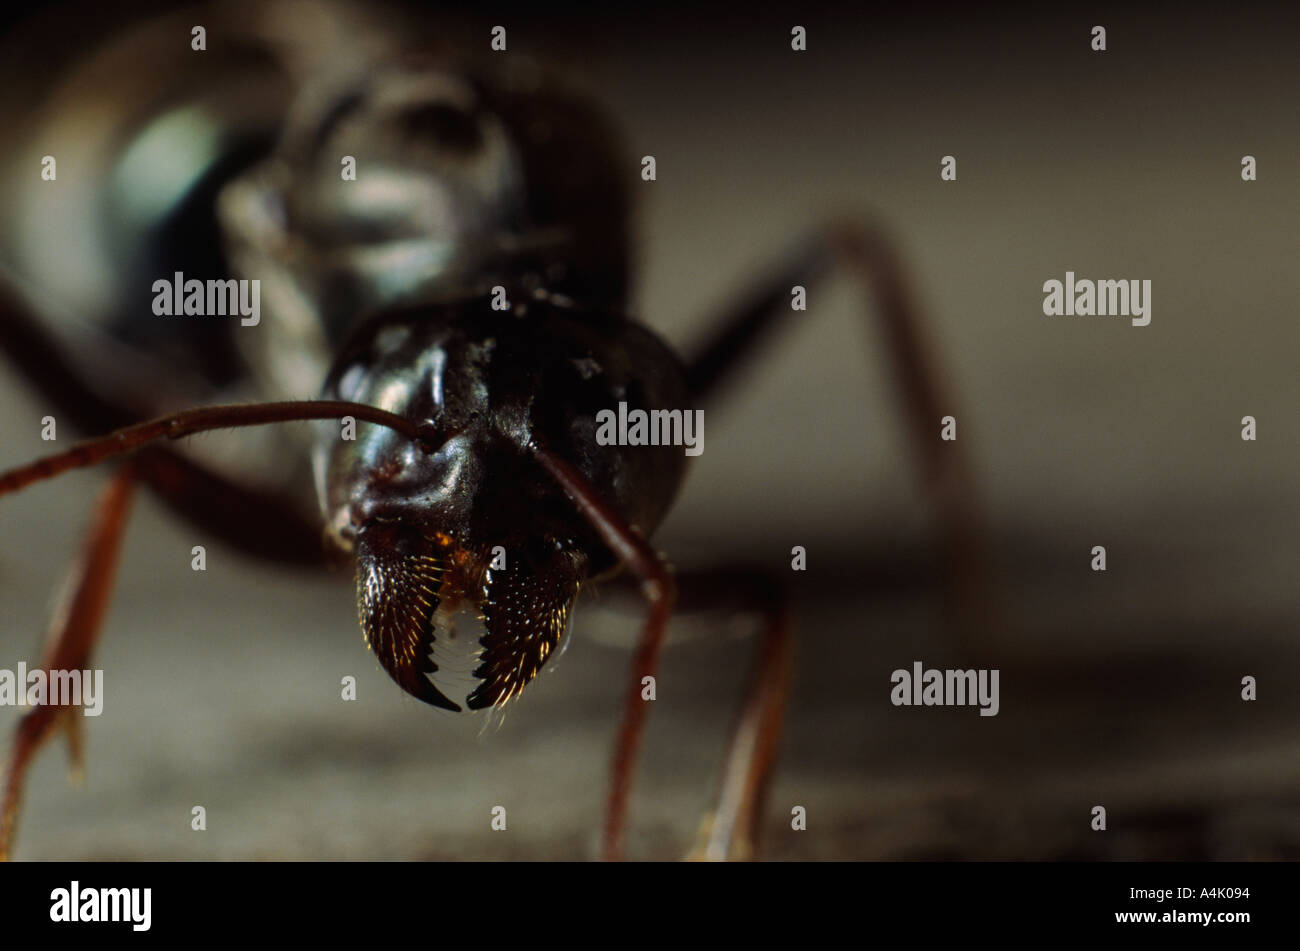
317;293;691;711
209;51;681;713
0;6;985;861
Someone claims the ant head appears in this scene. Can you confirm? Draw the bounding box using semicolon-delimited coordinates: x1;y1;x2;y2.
312;293;693;710
313;301;593;711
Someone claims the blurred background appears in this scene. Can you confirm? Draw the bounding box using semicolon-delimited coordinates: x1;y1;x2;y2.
0;1;1297;859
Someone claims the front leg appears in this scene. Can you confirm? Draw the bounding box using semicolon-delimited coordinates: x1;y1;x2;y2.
0;464;135;861
0;278;325;565
532;448;676;862
588;566;795;861
678;569;793;862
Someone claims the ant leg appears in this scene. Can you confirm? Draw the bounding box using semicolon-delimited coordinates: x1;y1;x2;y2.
0;464;135;861
130;449;325;565
0;279;336;564
685;220;995;656
0;276;129;437
532;448;676;862
593;568;792;861
683;570;793;861
692;573;791;862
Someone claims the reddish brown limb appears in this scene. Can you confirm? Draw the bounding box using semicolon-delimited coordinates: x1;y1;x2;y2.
0;400;425;500
598;568;793;860
0;464;136;861
129;449;325;565
532;447;676;862
681;571;793;861
685;220;997;656
0;279;334;563
0;275;136;437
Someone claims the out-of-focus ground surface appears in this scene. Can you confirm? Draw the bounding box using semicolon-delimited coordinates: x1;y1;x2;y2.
0;3;1298;859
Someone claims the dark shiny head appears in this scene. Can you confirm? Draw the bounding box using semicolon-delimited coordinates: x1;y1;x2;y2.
313;293;691;711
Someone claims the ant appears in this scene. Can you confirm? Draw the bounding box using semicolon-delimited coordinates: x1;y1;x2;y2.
0;13;989;861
